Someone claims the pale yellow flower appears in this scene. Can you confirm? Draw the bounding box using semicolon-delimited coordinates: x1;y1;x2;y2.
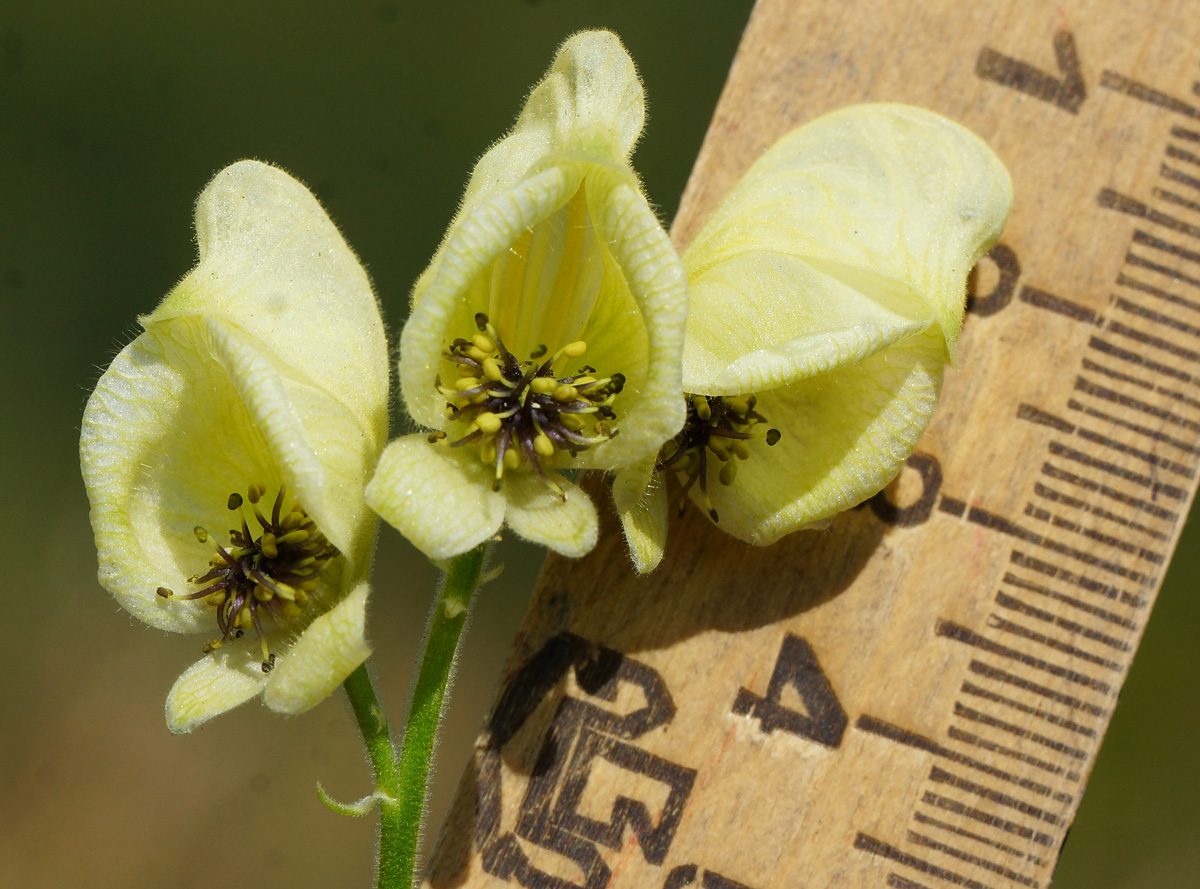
619;104;1013;571
80;160;389;732
365;30;687;560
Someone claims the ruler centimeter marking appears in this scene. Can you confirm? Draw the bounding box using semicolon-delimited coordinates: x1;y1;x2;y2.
851;62;1200;889
425;4;1200;889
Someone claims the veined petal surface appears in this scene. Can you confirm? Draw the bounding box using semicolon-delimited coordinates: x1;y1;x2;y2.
365;435;506;561
166;644;271;733
696;329;946;545
504;474;598;557
264;581;372;715
460;30;645;219
683;104;1012;373
147;160;389;449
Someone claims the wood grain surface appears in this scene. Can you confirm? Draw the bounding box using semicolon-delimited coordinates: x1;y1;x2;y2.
424;2;1200;887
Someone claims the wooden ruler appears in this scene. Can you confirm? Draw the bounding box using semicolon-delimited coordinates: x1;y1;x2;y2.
424;2;1200;887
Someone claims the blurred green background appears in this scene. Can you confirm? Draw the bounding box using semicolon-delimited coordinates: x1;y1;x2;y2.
0;1;1194;887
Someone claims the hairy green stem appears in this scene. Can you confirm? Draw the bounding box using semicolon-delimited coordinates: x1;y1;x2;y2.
342;544;489;887
343;664;405;886
394;543;490;887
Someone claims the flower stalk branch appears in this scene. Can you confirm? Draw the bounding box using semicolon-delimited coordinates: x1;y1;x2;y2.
339;665;405;885
388;543;491;888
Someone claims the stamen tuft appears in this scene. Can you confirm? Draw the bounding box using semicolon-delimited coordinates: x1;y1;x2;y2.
164;483;337;670
660;394;784;518
435;323;624;493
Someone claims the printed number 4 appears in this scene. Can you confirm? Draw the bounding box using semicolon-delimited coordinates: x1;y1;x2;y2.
731;634;848;749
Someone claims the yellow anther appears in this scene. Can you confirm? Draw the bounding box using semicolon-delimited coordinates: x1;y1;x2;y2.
472;334;496;353
299;578;320;592
466;346;489;362
281;601;304;618
260;533;278;559
247;482;266;504
272;582;296;602
455;376;481;391
732;440;751;461
238;607;253;629
719;459;739;486
205;590;227;607
481;440;497;464
692;395;711;421
156;586;173;598
476;412;503;434
253;584;274;602
194;526;208;543
277;529;310;546
533;433;555;457
531;377;557;395
561;413;585;431
724;395;753;414
227;492;243;510
282;510;305;531
482;357;503;381
470;392;489;404
562;341;587;358
503;448;521;470
553;385;577;402
293;589;309;606
709;438;731;461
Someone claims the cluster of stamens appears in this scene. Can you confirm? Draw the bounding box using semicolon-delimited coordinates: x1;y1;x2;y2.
657;394;781;522
434;313;624;493
156;483;338;673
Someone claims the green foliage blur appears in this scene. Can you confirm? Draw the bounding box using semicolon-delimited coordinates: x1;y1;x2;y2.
0;2;1193;887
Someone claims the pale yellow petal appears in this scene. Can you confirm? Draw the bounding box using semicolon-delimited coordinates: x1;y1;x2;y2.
365;435;506;560
460;30;644;215
81;318;278;633
613;460;668;574
573;168;688;471
263;581;371;715
165;645;269;734
401;164;584;430
205;320;375;562
504;474;598;557
693;329;946;545
146;159;389;449
684;104;1012;366
682;250;931;395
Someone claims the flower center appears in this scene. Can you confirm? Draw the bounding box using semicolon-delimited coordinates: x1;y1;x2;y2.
435;312;624;493
657;394;781;522
156;483;338;673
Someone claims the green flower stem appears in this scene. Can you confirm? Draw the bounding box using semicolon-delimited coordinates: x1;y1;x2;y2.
395;542;490;888
342;543;489;888
342;663;404;885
